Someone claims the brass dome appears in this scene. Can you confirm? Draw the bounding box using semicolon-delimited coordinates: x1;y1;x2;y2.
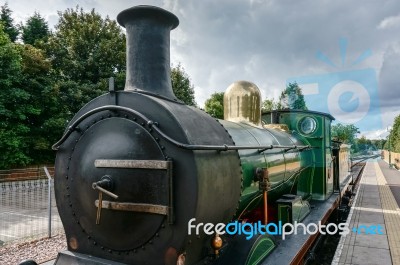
223;81;262;126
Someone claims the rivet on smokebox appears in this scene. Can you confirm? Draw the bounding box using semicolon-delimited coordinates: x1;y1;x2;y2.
69;236;78;250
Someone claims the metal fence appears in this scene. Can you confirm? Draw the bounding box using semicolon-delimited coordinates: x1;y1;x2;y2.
0;167;64;246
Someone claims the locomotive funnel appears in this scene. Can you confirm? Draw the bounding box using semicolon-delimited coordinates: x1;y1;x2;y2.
117;6;179;100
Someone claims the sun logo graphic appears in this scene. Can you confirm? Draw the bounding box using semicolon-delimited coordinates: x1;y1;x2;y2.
287;38;382;131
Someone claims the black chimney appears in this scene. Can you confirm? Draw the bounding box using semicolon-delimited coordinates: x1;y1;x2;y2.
117;6;179;100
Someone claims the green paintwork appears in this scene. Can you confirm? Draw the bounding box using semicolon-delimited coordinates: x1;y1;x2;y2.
277;195;311;223
219;120;305;216
214;109;335;265
245;236;276;265
262;110;334;201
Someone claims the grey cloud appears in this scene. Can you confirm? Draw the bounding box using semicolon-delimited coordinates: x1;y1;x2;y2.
1;0;400;133
167;0;400;107
379;44;400;109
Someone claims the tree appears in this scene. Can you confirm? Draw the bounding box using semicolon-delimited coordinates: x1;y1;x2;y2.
0;24;27;168
331;123;359;154
0;19;59;169
205;92;224;119
38;6;127;137
262;98;277;112
385;114;400;153
0;3;18;41
0;6;203;168
17;44;58;163
0;24;49;169
371;139;386;150
331;123;359;143
171;63;196;106
393;115;400;153
279;82;307;110
44;6;126;84
0;6;127;168
21;12;50;46
356;136;372;153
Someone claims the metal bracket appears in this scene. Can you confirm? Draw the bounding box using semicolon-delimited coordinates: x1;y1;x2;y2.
94;159;174;224
95;201;168;215
95;159;169;170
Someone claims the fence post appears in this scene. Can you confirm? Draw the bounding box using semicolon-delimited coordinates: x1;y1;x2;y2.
44;167;52;238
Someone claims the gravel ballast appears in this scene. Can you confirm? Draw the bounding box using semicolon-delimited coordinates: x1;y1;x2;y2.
0;234;66;265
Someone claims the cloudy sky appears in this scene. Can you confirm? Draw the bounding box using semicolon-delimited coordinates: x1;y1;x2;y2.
2;0;400;138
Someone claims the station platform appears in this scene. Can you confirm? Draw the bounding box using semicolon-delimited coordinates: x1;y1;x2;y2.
332;160;400;265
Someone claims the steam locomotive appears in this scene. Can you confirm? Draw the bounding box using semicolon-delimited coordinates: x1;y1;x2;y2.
46;5;351;265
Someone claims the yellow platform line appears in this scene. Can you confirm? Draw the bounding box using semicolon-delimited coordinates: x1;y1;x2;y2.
375;162;400;265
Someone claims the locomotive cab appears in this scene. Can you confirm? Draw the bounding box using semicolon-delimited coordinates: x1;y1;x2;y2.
262;110;335;200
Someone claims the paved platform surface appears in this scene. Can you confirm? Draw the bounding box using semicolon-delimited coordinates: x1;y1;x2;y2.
333;160;400;265
379;160;400;207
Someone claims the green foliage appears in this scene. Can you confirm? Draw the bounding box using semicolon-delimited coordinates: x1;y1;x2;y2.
0;7;128;169
279;82;307;110
21;12;50;46
261;98;277;112
38;6;127;162
204;92;224;119
44;6;126;83
0;6;203;169
386;114;400;153
18;44;59;163
371;139;386;150
171;63;196;106
0;3;18;42
331;123;359;147
354;136;373;153
331;123;359;144
393;115;400;153
0;25;26;168
0;25;44;168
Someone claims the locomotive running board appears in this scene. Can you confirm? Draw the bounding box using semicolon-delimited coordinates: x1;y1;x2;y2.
94;159;174;224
